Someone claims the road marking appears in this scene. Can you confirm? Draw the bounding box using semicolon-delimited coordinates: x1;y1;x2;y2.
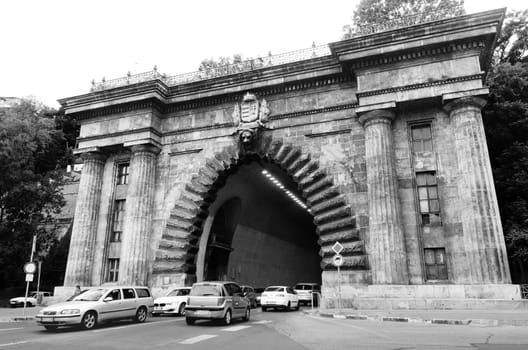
0;341;29;347
179;334;218;344
221;325;251;332
252;320;272;324
0;328;24;332
93;319;181;333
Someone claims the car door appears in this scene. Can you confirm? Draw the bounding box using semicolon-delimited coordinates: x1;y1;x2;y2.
122;288;138;317
98;288;124;321
229;283;246;317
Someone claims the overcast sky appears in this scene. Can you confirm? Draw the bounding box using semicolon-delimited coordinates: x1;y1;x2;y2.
1;0;526;109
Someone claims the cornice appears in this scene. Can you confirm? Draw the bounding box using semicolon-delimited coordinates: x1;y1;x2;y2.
76;127;162;143
356;73;484;98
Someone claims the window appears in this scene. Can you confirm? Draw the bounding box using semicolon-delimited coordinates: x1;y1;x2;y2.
107;288;122;300
117;163;130;185
424;248;448;280
135;288;151;298
123;288;136;299
416;172;441;225
111;200;125;242
411;124;433;153
106;258;119;282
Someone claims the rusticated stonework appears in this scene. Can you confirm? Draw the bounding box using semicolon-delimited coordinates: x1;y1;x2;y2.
56;9;523;306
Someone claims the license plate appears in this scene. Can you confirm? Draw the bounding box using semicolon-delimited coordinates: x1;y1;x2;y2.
42;317;52;322
194;310;211;317
154;307;162;310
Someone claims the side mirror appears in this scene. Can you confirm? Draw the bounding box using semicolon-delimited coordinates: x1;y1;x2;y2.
103;297;113;302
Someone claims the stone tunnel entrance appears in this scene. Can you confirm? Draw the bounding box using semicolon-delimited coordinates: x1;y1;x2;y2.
196;158;322;287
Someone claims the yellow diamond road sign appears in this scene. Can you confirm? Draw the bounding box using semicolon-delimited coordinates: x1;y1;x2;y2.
332;241;344;254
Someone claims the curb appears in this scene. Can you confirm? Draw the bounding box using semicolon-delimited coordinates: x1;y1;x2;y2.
311;311;528;327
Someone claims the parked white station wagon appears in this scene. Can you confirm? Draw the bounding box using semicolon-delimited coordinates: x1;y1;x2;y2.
36;286;154;331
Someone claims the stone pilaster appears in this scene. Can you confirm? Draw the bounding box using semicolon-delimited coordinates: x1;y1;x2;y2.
444;97;511;283
64;151;106;286
359;109;409;284
119;144;160;285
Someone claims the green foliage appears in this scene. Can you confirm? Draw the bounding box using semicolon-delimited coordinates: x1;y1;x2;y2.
483;61;528;265
0;98;72;288
494;9;528;65
343;0;465;39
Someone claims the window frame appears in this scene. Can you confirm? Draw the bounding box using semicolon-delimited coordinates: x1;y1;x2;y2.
424;247;448;281
416;171;441;225
117;162;130;185
410;124;433;153
106;258;120;283
110;200;125;243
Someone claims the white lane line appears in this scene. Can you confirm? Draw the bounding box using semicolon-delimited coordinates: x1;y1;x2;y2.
0;328;24;332
221;325;251;332
0;341;29;347
93;318;182;333
251;320;272;324
179;334;218;344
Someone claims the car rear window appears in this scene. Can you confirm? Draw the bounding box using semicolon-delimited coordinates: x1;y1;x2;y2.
190;284;224;296
135;288;151;298
265;287;284;292
168;289;190;296
295;284;316;290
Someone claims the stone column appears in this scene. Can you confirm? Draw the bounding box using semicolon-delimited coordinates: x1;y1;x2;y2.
444;96;511;283
359;109;409;284
119;144;160;285
64;151;106;286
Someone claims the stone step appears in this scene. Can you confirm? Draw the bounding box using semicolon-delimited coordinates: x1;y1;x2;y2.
316;216;356;235
275;144;292;164
293;160;318;182
314;206;352;225
311;195;347;216
320;240;364;257
287;154;310;175
298;169;326;188
318;228;361;244
308;186;341;206
303;177;332;197
152;260;193;274
321;255;368;270
158;238;196;251
280;148;301;169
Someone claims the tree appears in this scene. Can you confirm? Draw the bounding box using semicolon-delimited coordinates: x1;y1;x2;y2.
0;98;71;289
482;9;528;281
342;0;465;39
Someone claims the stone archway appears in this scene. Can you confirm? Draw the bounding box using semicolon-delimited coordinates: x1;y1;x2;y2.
152;135;368;284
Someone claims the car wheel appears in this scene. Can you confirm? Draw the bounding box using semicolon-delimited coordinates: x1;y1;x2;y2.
81;311;97;330
252;300;257;309
44;325;58;331
185;317;195;325
135;307;147;323
178;303;186;316
242;307;250;322
262;306;267;312
223;310;232;325
287;301;291;311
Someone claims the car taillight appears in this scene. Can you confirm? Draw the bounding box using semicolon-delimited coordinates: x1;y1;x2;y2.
217;297;225;306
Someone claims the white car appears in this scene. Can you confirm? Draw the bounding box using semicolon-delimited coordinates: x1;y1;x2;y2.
260;286;299;311
152;287;191;316
10;291;52;307
35;286;154;331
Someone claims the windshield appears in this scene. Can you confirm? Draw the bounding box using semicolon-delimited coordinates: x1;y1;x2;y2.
190;284;223;296
168;289;188;297
264;287;284;292
295;284;314;290
73;288;106;301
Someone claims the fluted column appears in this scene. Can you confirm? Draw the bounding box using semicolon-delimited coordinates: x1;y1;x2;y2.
444;97;511;283
64;151;106;286
119;144;160;285
359;109;409;284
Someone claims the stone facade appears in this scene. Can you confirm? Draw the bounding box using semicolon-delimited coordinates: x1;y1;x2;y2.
57;9;522;305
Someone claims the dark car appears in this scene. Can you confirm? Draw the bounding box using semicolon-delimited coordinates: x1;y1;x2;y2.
241;285;257;309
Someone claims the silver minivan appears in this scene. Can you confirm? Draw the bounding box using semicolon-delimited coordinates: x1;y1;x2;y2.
185;281;250;325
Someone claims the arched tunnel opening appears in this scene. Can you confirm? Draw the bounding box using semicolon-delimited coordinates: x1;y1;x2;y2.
197;157;322;288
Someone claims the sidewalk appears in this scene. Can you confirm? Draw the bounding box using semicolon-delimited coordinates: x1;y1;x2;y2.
303;308;528;327
0;306;43;323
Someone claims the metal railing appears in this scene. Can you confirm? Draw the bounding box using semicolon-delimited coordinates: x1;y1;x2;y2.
90;44;331;92
90;6;463;92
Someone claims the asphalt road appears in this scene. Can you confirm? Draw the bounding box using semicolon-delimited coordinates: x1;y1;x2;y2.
1;308;528;349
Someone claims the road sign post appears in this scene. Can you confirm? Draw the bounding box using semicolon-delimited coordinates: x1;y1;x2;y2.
22;235;37;319
332;251;344;314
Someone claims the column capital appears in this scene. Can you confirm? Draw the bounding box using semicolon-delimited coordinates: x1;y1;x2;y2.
130;144;161;155
79;150;107;163
443;96;487;115
358;108;396;128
